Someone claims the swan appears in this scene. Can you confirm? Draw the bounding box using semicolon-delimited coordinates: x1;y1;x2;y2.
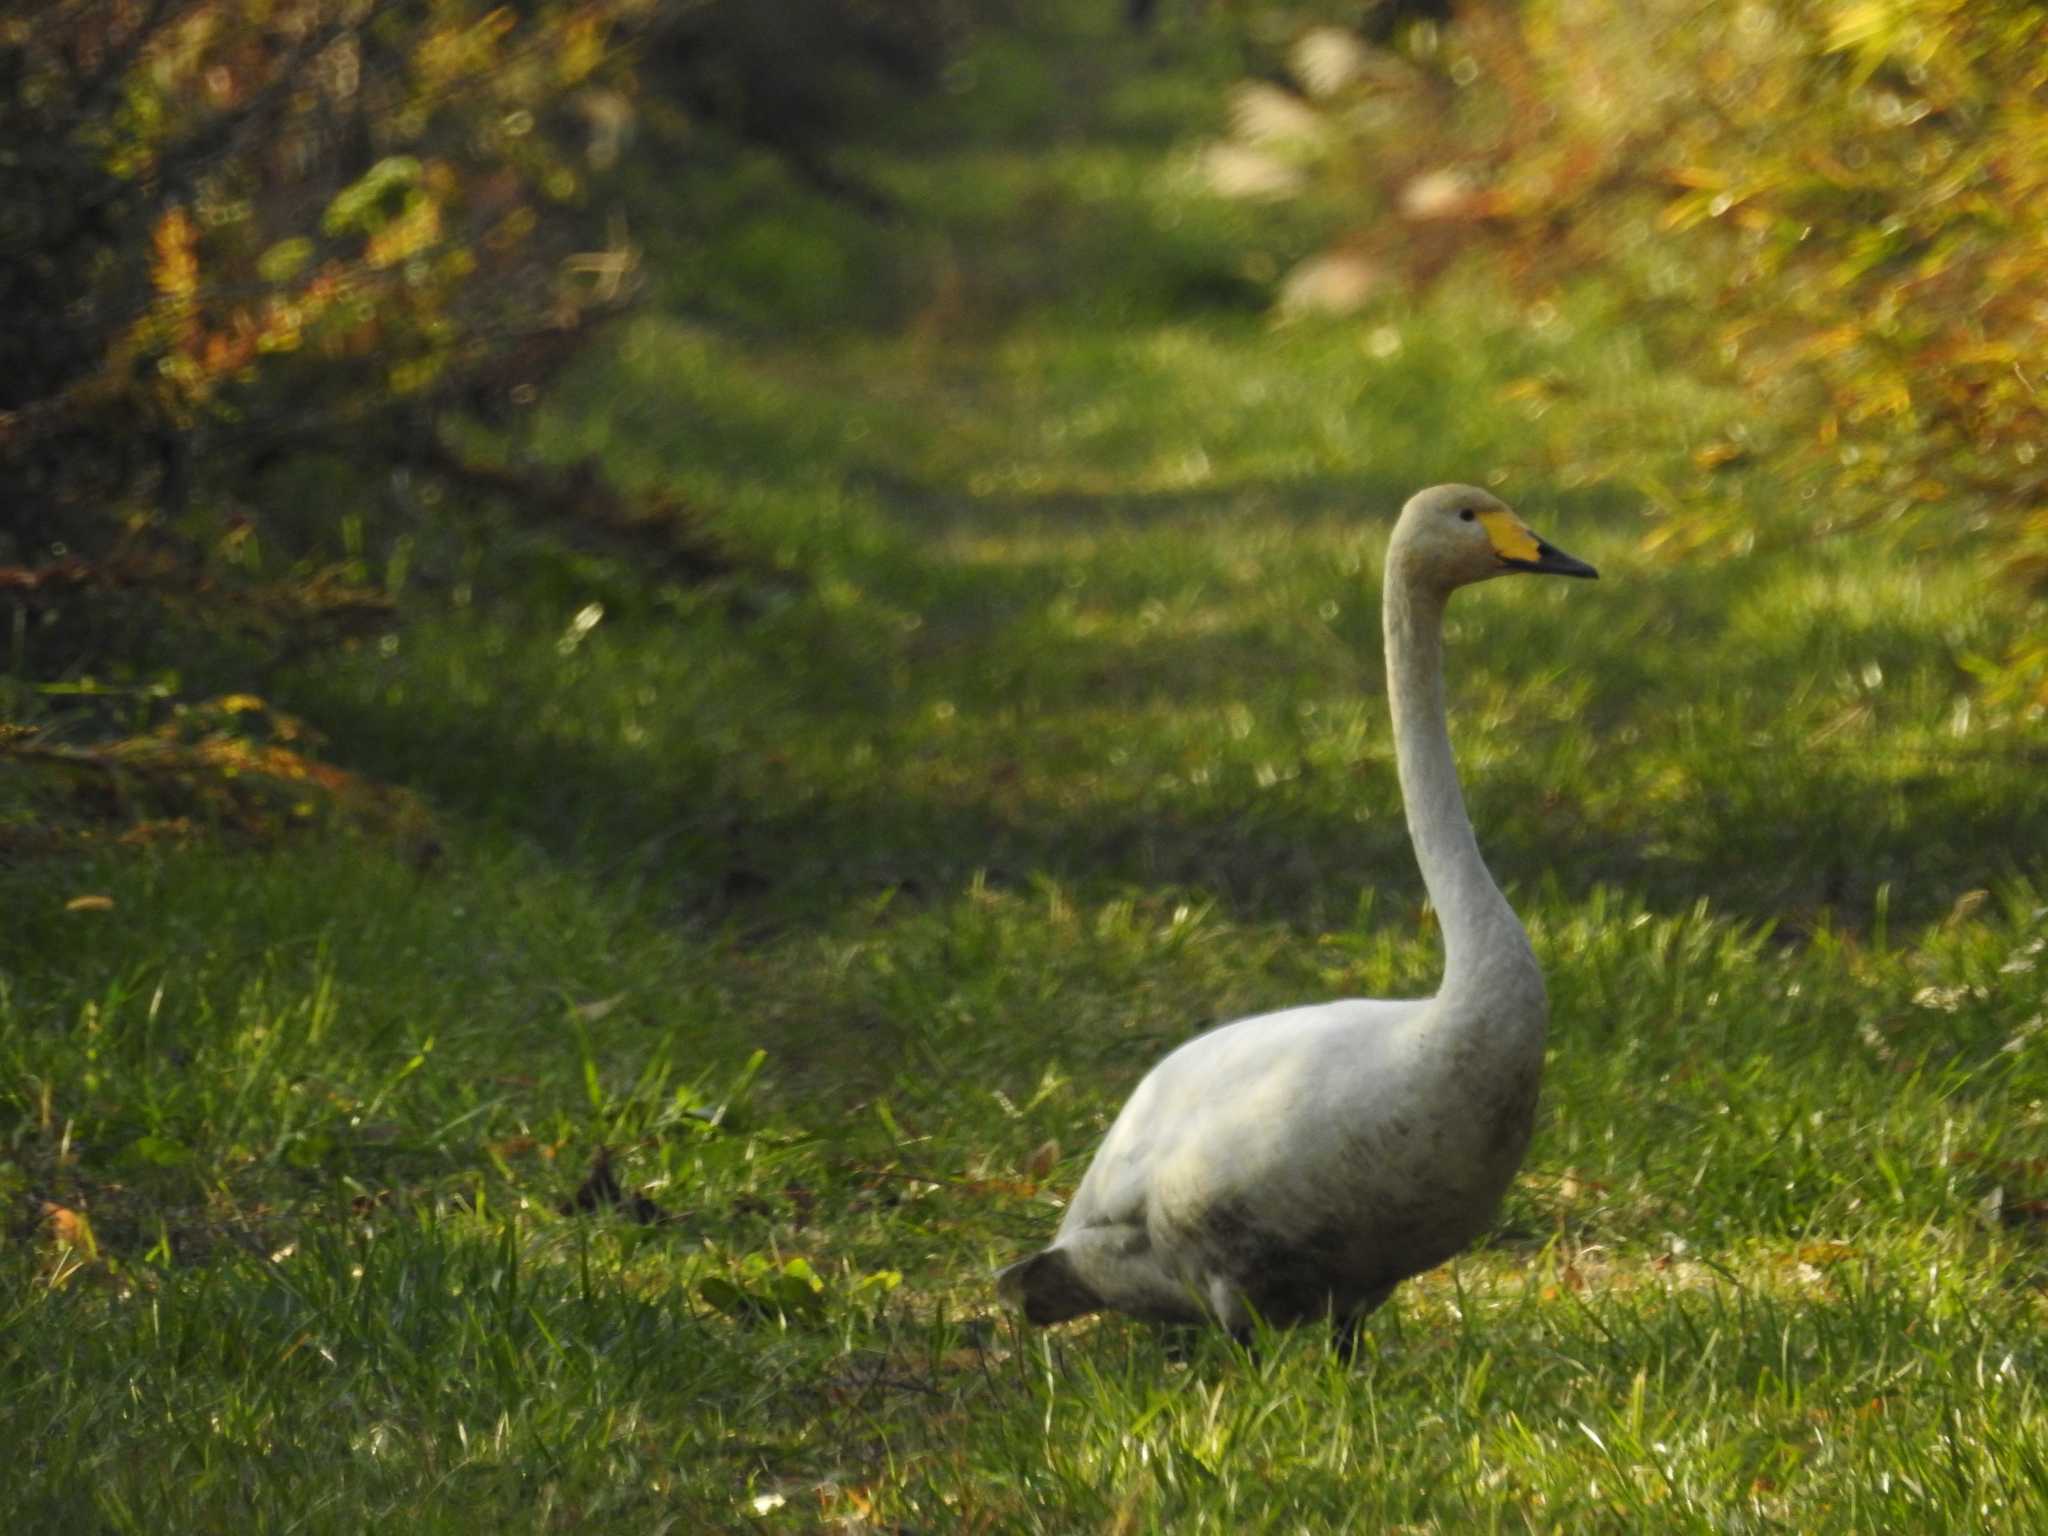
996;484;1597;1335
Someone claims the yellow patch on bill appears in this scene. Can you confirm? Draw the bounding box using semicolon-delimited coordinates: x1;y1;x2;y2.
1478;509;1543;564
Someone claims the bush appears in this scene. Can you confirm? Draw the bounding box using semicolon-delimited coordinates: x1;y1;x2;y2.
0;2;986;641
1203;1;2048;693
0;0;990;848
0;2;658;557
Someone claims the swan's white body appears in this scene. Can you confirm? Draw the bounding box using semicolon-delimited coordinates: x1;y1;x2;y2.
997;484;1596;1331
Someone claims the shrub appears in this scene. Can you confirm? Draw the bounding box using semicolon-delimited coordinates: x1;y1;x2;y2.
0;1;659;556
0;0;985;847
0;0;658;845
1204;1;2048;695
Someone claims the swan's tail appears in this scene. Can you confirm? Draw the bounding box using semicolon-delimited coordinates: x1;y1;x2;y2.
995;1246;1102;1325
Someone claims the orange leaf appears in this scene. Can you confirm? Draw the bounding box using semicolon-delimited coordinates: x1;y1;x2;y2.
42;1202;98;1257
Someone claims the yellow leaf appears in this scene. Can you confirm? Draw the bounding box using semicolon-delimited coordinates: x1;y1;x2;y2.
1795;325;1864;361
256;238;314;284
151;206;199;303
1666;165;1729;191
42;1202;97;1258
1691;442;1749;470
1942;343;2020;367
1796;1239;1857;1266
65;895;114;913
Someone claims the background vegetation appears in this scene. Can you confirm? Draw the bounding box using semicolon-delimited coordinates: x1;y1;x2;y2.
4;1;2046;1529
1208;0;2048;694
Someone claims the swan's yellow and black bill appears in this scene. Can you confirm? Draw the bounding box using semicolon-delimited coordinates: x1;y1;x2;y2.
1504;538;1597;579
1478;509;1598;579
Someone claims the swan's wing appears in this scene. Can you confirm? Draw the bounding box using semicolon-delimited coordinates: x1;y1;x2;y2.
1062;996;1427;1229
1019;996;1428;1320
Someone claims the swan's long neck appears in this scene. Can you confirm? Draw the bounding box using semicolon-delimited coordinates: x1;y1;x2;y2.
1382;564;1536;1005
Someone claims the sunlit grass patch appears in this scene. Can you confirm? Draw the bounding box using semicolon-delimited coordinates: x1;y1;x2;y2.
7;2;2048;1530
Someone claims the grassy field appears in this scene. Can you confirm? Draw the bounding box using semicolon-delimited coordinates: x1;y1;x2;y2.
6;8;2048;1531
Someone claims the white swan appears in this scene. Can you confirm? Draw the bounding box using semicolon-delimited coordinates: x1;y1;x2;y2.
997;484;1597;1334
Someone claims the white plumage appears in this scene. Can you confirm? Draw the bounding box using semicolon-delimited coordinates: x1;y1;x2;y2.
997;484;1597;1334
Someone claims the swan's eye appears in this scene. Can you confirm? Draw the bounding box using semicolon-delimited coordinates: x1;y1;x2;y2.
1458;508;1477;522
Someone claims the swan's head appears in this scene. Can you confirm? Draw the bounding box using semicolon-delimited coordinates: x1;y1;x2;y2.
1389;483;1598;592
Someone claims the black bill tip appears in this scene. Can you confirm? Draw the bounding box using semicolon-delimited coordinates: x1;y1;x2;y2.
1503;540;1598;579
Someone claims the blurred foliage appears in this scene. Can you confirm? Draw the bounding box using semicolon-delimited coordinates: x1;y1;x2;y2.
0;0;978;635
0;0;654;553
0;0;978;848
0;0;657;849
1204;0;2048;698
647;0;977;209
0;692;437;859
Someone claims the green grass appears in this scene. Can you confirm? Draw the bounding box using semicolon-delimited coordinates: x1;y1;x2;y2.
7;5;2048;1530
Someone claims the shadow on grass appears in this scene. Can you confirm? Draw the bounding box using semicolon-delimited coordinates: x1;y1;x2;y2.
852;468;1426;537
279;483;2048;942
